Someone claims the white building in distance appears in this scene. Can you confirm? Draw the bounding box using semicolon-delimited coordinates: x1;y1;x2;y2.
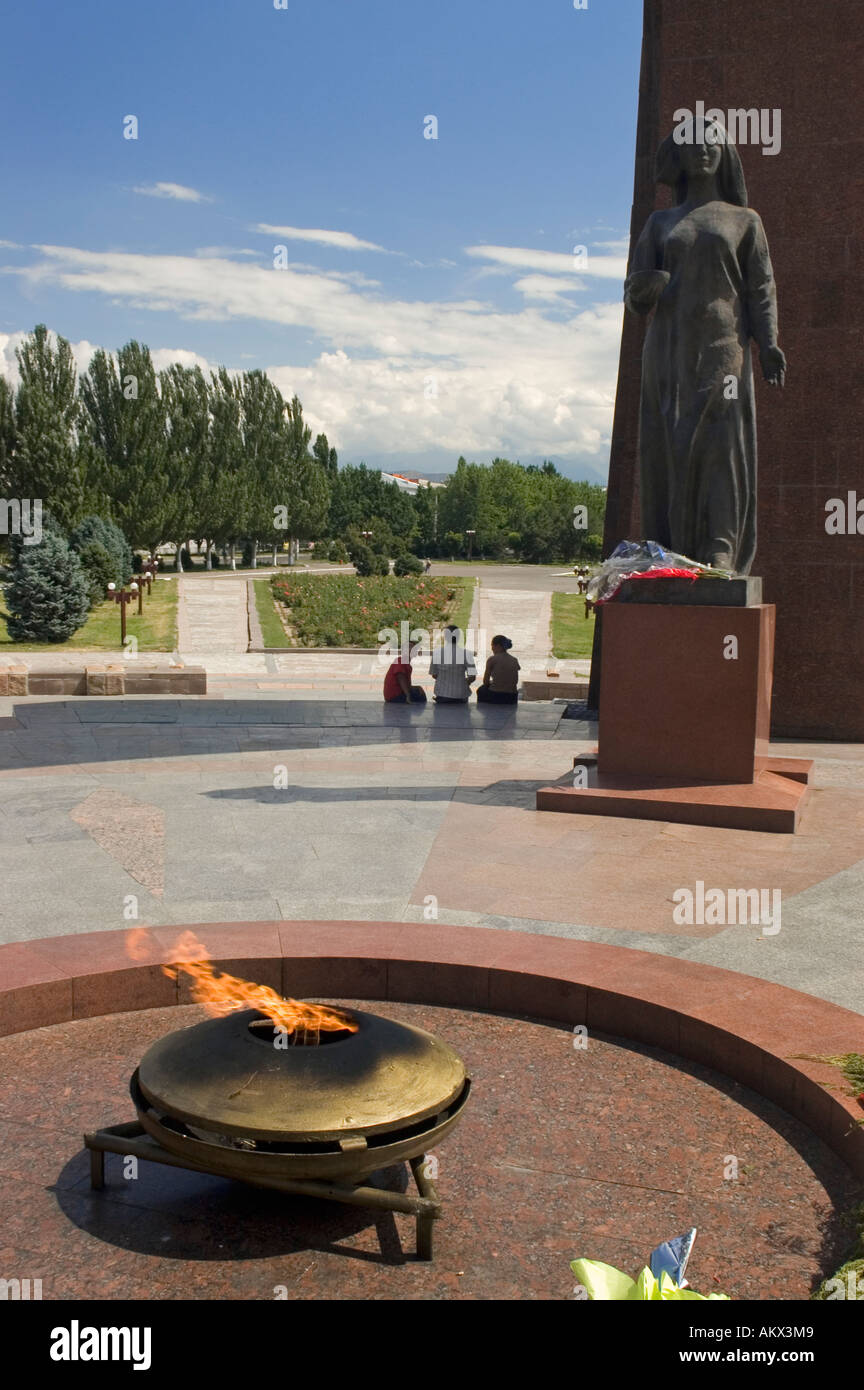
380;472;446;495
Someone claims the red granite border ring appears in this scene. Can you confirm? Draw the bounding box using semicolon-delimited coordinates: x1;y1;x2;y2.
1;921;862;1176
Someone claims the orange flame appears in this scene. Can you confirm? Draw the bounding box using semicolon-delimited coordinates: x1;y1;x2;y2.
125;928;357;1037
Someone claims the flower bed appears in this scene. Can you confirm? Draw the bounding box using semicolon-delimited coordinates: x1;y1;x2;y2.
270;573;471;647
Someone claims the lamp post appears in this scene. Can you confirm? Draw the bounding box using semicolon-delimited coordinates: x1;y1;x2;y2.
106;582;135;648
466;529;476;562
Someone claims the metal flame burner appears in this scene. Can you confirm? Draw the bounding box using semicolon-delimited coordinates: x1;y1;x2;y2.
84;1006;472;1260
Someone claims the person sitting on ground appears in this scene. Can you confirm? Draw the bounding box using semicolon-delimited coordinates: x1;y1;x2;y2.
476;634;520;704
383;650;427;704
429;624;477;703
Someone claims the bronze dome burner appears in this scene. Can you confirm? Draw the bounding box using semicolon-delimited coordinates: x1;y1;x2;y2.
84;1005;471;1260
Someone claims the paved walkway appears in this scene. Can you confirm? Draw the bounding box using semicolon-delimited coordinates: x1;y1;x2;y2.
475;586;553;675
0;695;862;1015
177;575;249;658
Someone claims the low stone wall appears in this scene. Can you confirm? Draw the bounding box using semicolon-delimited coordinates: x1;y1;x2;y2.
2;922;863;1178
0;664;207;696
521;679;589;701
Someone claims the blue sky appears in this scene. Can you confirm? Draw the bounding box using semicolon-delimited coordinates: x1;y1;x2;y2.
1;0;643;482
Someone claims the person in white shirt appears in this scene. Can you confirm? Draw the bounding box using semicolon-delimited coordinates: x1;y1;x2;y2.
429;624;477;703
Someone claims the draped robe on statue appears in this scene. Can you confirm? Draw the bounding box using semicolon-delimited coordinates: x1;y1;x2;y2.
626;200;778;575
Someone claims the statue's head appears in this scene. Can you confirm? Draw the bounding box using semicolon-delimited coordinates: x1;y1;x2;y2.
655;119;748;207
678;140;723;179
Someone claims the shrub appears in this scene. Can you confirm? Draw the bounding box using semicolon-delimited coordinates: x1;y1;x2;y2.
3;530;91;641
77;540;117;608
70;516;133;584
351;543;376;576
328;540;349;563
393;553;423;577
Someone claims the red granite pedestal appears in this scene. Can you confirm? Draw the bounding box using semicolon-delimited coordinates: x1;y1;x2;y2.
538;603;812;832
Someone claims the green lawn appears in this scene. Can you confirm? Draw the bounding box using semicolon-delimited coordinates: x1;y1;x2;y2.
257;574;476;648
447;577;476;638
0;579;179;652
254;578;292;647
550;590;596;659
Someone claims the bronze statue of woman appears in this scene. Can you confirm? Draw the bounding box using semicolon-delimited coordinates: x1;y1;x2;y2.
624;121;785;575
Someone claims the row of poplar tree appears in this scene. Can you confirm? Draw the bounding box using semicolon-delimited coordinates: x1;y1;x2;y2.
0;325;607;571
0;325;335;569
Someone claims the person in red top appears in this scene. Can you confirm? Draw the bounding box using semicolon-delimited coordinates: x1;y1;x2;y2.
383;657;427;704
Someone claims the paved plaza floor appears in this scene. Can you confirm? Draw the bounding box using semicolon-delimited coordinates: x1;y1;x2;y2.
1;693;862;1016
1;1000;857;1300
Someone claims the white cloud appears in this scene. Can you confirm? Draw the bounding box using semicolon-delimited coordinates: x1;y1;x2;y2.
465;244;627;280
255;225;389;253
592;237;631;255
0;328;99;386
149;346;214;373
194;246;258;258
265;330;619;463
512;274;585;302
3;242;624;467
133;182;211;203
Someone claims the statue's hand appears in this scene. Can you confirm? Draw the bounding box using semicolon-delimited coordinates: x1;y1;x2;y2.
760;345;786;388
624;269;670;314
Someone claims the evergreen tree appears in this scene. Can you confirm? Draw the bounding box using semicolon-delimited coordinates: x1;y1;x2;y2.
313;432;338;477
70;515;132;585
4;529;91;641
235;370;287;567
410;484;439;556
79;342;172;552
76;540;117;608
208;368;248;569
9;325;87;529
161;363;211;564
273;395;331;562
329;463;414;536
0;376;15;495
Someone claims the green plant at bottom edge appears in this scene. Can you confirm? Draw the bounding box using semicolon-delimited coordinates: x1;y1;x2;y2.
570;1259;730;1301
812;1202;864;1300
